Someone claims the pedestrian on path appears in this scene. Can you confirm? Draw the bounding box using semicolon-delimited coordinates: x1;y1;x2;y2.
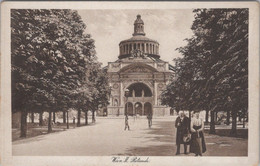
190;110;206;156
147;113;152;128
73;117;76;128
175;111;190;155
124;114;130;130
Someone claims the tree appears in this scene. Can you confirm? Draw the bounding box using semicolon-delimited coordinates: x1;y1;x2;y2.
85;57;111;123
161;9;248;136
11;9;97;136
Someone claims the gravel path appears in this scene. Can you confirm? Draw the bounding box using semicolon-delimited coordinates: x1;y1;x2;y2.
12;117;247;156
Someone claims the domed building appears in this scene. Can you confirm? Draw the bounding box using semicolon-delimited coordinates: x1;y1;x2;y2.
106;15;173;116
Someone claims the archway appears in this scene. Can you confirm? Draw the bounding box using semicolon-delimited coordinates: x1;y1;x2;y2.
114;99;118;106
127;82;152;97
134;102;142;116
125;102;133;116
144;102;152;115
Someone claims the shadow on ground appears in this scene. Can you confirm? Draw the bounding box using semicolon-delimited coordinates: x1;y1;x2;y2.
12;122;96;142
123;120;176;156
124;120;248;156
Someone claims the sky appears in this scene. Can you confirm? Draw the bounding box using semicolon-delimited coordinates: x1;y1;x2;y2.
77;9;195;66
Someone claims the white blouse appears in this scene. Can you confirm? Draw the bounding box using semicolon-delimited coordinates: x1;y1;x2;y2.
190;117;204;132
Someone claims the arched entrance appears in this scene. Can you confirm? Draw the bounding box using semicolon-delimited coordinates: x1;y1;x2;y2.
134;102;142;116
127;82;152;97
144;102;152;115
125;102;133;116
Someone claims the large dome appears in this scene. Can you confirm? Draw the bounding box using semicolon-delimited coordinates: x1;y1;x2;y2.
118;15;160;59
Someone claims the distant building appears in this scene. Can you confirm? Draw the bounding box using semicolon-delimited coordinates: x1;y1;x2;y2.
106;15;173;116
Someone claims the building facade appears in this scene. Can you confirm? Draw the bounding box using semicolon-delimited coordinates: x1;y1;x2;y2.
106;15;173;116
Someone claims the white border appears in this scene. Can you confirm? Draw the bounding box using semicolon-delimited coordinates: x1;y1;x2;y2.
1;1;259;166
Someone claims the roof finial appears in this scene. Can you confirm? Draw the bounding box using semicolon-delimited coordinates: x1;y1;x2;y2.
133;14;145;36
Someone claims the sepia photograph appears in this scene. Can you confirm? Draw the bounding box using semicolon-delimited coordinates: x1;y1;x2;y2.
1;1;259;166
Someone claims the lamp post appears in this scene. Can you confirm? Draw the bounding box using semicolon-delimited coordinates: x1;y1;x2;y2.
124;89;130;116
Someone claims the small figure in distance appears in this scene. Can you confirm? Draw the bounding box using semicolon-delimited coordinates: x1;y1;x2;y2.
147;113;152;128
73;116;76;128
124;114;130;131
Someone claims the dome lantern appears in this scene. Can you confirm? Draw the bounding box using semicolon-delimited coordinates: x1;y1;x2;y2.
118;15;160;59
133;14;145;36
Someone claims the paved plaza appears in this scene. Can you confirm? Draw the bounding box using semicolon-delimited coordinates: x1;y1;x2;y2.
12;117;247;156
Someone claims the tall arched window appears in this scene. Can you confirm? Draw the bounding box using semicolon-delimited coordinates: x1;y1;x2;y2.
114;99;118;106
129;44;132;53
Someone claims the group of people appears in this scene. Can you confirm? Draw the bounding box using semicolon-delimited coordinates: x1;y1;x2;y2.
175;111;206;156
124;113;153;130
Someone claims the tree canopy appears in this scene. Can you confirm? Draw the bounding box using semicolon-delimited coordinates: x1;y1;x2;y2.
11;9;110;137
161;9;248;134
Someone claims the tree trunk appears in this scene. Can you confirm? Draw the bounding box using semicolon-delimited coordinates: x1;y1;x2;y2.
31;112;34;123
209;110;216;134
39;111;43;126
226;110;230;125
230;110;237;136
215;111;218;122
238;114;242;122
63;110;66;123
53;112;56;123
92;110;96;123
66;111;69;129
188;110;191;119
20;110;27;138
85;111;88;125
205;110;209;123
243;116;245;128
48;111;52;133
77;109;81;127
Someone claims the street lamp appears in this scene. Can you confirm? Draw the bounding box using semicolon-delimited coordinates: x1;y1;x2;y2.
125;89;130;115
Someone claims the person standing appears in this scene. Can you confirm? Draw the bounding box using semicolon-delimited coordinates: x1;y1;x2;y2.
147;113;152;128
124;114;130;130
73;116;76;128
190;110;206;156
175;111;190;155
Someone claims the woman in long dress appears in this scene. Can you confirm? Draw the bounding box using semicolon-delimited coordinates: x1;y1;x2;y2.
190;111;206;156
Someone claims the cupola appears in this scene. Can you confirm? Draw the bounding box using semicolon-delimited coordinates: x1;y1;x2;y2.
118;15;160;59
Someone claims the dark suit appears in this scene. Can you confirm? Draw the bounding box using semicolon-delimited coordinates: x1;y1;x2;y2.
175;116;189;154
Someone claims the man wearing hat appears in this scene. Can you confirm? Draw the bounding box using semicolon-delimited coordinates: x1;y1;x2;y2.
175;111;190;155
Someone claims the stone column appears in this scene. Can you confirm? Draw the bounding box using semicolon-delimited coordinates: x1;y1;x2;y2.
144;43;146;54
120;82;124;106
154;82;158;105
142;103;144;115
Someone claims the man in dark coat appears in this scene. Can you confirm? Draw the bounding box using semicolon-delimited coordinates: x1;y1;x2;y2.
175;111;190;155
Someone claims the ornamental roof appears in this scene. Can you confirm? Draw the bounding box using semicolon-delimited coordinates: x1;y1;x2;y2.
119;35;159;44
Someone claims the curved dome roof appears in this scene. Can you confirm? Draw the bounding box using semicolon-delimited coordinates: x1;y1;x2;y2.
118;15;160;59
119;35;159;44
